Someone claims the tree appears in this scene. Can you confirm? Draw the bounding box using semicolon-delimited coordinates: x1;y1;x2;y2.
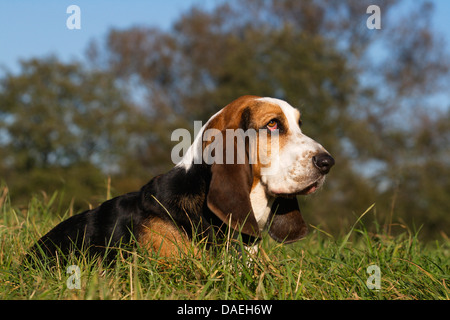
0;57;148;206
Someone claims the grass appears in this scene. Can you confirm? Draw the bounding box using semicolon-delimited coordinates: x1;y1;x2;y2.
0;186;449;300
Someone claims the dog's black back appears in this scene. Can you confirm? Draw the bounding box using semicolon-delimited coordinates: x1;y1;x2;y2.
25;165;229;265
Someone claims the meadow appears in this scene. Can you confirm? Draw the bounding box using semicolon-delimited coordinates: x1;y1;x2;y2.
0;187;448;300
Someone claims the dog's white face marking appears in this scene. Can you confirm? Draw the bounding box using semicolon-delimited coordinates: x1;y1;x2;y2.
255;97;329;198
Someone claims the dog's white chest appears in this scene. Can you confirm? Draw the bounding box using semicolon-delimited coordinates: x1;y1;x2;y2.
249;182;274;231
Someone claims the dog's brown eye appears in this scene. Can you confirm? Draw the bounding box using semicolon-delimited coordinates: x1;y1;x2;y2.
267;119;278;131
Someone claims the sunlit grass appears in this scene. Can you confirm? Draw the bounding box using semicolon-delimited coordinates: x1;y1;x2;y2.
0;187;448;300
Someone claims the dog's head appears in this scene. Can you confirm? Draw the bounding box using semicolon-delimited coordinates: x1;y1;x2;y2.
178;95;334;242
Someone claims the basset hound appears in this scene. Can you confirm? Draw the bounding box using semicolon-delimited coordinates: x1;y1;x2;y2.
28;95;334;262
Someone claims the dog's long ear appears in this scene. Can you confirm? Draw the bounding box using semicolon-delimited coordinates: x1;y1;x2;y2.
268;197;308;243
206;132;261;239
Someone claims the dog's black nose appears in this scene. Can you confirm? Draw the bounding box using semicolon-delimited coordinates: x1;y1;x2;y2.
312;153;335;174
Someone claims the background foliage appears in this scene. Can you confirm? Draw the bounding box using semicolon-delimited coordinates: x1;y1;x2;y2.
0;0;449;239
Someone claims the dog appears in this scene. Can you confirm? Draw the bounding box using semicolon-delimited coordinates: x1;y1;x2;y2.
27;95;334;263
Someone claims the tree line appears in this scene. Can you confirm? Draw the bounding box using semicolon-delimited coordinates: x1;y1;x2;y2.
1;0;449;239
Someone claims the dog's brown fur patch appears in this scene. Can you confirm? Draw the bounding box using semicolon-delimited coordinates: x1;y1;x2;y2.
138;217;195;259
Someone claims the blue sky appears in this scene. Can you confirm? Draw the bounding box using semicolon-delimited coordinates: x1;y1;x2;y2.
0;0;218;73
0;0;449;75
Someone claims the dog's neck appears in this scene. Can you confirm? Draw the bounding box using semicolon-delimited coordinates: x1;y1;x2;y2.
249;181;275;231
